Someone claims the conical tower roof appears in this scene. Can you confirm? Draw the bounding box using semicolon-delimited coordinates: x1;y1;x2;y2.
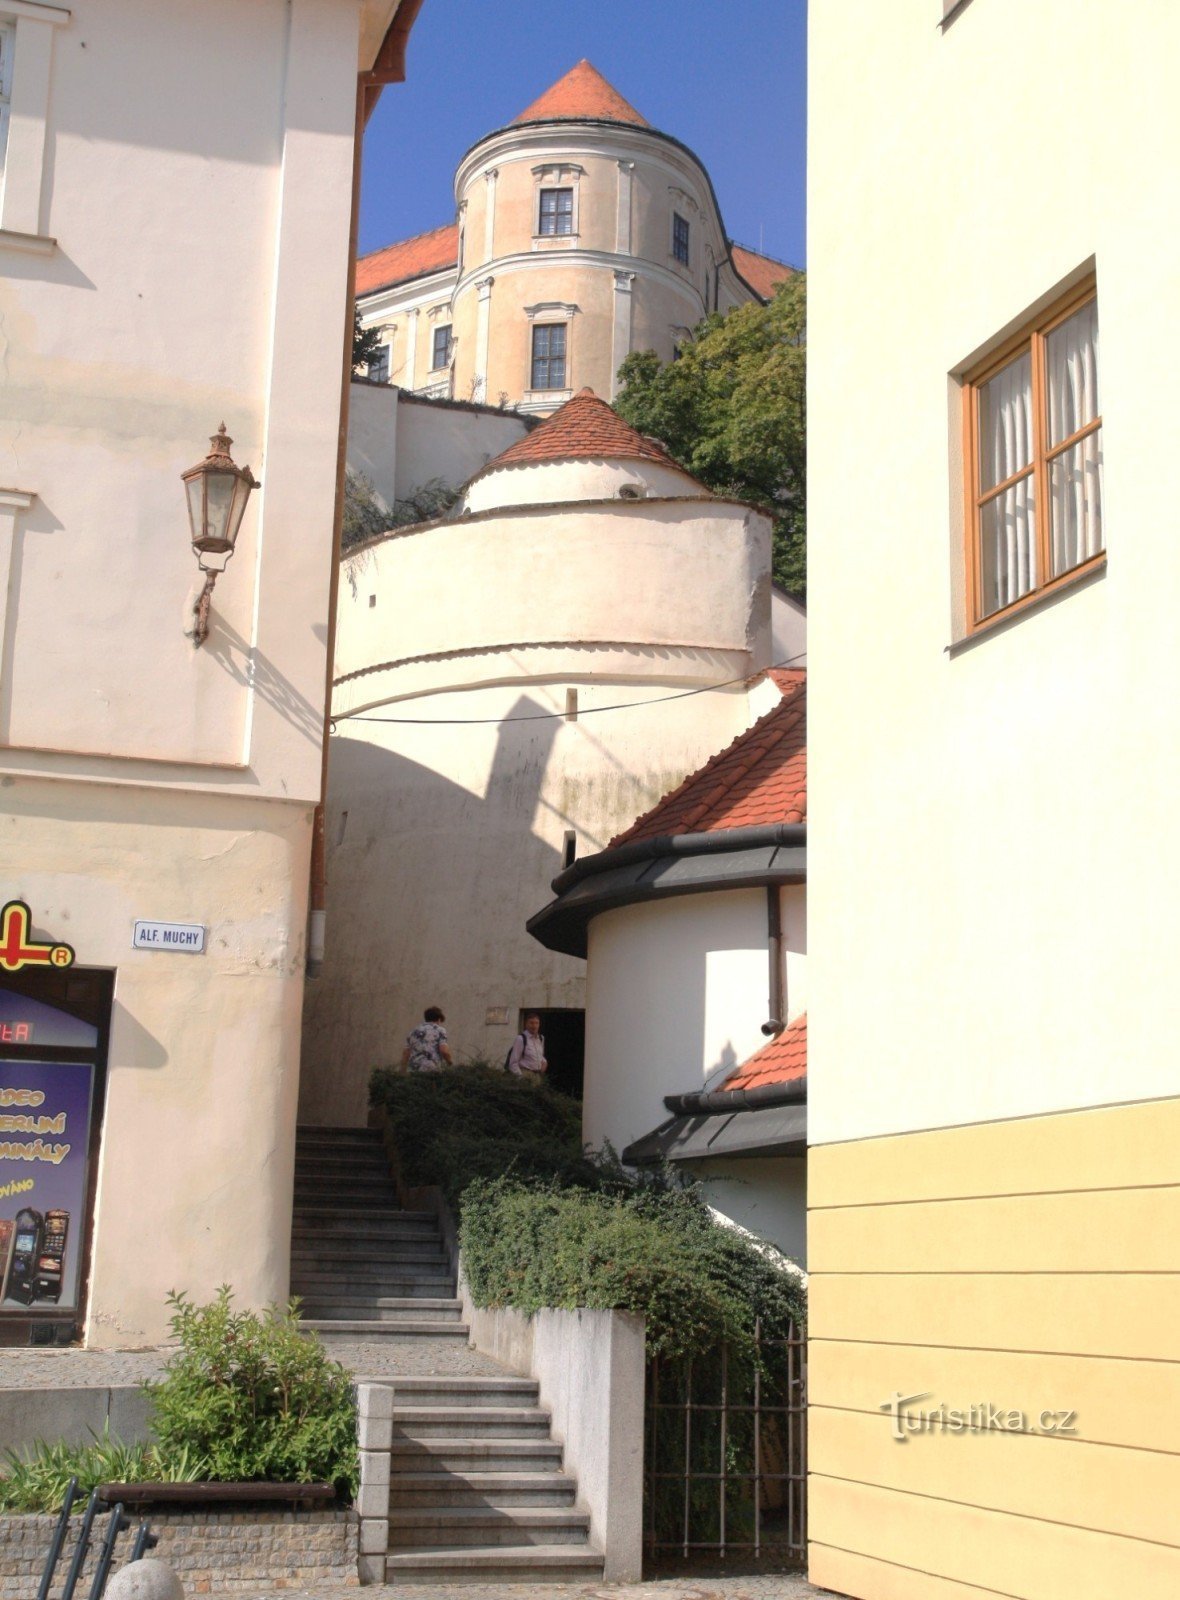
512;60;649;129
468;389;692;481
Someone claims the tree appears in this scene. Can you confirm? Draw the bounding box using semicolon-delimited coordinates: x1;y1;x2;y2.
614;274;806;596
351;307;384;376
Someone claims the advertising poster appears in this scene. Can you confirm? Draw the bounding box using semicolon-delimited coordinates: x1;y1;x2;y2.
0;1060;95;1314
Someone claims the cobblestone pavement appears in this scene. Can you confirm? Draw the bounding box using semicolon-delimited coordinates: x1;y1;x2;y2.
226;1576;842;1600
0;1337;507;1389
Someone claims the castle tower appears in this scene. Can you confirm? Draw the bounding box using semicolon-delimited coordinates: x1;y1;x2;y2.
355;62;793;410
299;390;773;1121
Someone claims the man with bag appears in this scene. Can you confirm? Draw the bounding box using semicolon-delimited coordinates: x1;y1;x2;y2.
506;1013;547;1080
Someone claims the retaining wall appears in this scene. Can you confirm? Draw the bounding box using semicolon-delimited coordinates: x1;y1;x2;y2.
0;1508;357;1597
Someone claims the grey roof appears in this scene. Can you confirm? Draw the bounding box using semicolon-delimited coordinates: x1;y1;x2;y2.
622;1100;807;1164
527;824;806;958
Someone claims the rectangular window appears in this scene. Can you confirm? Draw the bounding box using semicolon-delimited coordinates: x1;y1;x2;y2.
673;212;690;266
531;323;567;391
431;324;452;370
964;280;1102;628
539;188;574;237
0;21;13;173
367;344;389;385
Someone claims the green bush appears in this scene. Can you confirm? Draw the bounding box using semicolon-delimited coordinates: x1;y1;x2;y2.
460;1177;805;1360
145;1288;358;1494
369;1063;602;1205
0;1429;204;1514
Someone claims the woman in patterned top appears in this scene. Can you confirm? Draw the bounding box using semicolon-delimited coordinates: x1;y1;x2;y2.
401;1006;454;1073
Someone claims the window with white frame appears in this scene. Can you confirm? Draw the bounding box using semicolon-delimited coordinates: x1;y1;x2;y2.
0;21;14;174
531;324;567;391
538;188;574;237
431;323;452;371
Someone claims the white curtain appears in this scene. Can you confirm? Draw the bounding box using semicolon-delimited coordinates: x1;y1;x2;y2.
978;351;1035;616
1046;301;1103;577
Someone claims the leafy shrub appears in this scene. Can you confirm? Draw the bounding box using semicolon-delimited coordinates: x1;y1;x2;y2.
145;1288;357;1493
0;1429;204;1513
369;1064;602;1205
460;1177;805;1360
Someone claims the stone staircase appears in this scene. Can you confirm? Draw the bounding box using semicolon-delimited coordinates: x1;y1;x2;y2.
381;1375;604;1584
291;1125;466;1343
292;1126;605;1583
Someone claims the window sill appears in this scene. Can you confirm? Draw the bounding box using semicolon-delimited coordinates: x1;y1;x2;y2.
532;234;578;251
0;227;56;255
947;555;1106;656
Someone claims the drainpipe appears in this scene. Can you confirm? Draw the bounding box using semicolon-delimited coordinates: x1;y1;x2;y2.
763;885;786;1036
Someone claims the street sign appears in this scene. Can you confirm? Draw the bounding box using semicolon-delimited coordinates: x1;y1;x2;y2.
132;921;206;954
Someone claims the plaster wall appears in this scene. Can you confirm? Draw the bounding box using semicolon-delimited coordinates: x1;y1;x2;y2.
300;678;758;1124
334;498;770;701
463;457;703;515
808;4;1180;1595
770;587;806;668
345;384;531;513
6;777;312;1346
582;890;770;1156
393;394;531;500
0;0;362;798
809;0;1180;1146
695;1159;807;1267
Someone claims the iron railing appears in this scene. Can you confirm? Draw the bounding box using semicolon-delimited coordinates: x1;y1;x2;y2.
644;1319;806;1564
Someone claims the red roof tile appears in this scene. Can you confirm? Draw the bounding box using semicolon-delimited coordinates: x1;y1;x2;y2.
730;245;795;302
471;388;697;480
722;1014;807;1092
356;222;459;296
611;671;806;845
513;61;649;129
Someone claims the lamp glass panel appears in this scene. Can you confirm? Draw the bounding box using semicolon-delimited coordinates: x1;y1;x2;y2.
186;476;206;543
225;474;253;545
202;471;236;543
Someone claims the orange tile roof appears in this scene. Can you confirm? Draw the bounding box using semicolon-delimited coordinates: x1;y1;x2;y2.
611;671;806;845
730;244;795;302
356;222;459;296
722;1014;807;1092
471;388;696;479
513;60;649;128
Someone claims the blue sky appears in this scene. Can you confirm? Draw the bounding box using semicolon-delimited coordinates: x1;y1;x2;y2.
359;0;807;268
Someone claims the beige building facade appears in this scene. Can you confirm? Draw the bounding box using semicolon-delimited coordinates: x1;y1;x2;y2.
355;60;791;411
0;0;421;1347
809;2;1180;1595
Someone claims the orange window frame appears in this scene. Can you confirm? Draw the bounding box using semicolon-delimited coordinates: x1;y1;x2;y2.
962;277;1103;631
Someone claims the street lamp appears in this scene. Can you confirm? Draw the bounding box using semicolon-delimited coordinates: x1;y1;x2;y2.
181;423;259;647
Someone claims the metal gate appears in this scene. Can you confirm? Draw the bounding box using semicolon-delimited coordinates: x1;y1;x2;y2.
644;1320;806;1564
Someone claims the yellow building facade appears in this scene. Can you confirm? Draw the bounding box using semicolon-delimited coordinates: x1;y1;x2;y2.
355;60;790;411
808;2;1180;1595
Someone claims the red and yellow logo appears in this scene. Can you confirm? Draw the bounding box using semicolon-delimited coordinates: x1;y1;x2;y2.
0;901;75;973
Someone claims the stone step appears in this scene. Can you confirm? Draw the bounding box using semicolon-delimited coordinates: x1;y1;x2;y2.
390;1406;551;1439
387;1473;577;1509
387;1507;591;1549
291;1219;439;1241
296;1126;384;1141
292;1182;401;1201
383;1377;540;1408
292;1275;454;1299
298;1298;463;1323
291;1197;420;1215
383;1546;603;1583
294;1149;391;1167
304;1320;469;1341
290;1240;447;1262
389;1440;564;1475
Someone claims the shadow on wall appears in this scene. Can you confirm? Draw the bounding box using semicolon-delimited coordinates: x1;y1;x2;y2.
299;694;565;1126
